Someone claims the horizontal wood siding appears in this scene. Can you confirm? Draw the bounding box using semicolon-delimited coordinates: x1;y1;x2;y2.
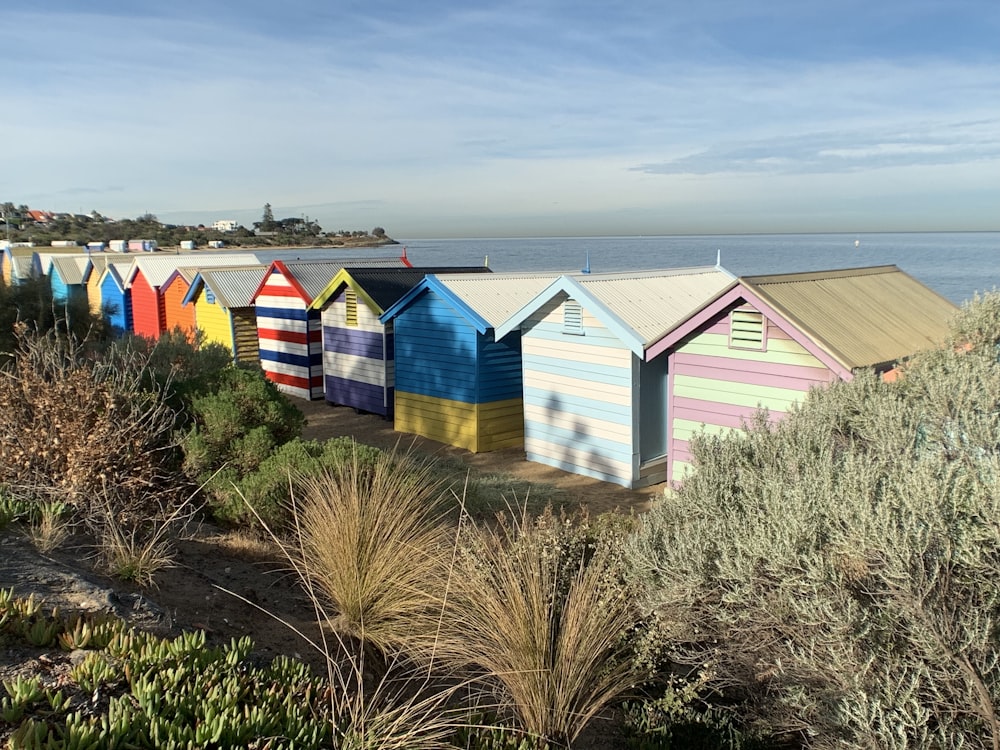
394;391;479;451
476;398;525;451
320;290;392;414
130;274;162;340
194;297;234;355
519;301;638;487
476;331;524;402
163;279;196;340
324;375;392;416
668;307;837;484
256;270;324;399
393;291;479;402
231;309;259;364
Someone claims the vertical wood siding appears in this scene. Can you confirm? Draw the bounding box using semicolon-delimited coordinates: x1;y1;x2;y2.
130;274;163;340
668;306;838;483
255;270;324;400
519;297;640;487
163;279;196;340
320;288;394;416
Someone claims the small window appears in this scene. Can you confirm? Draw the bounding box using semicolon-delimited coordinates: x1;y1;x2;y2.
345;288;358;327
729;309;766;350
563;299;583;335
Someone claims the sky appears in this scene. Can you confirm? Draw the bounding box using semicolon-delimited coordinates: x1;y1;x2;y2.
4;1;1000;238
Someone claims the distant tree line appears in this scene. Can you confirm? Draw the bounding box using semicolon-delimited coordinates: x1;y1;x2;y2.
0;200;395;248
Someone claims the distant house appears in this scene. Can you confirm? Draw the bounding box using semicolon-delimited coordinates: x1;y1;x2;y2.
645;265;958;485
379;272;560;452
495;267;734;488
212;220;238;232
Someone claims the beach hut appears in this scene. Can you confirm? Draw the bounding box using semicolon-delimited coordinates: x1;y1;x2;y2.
126;254;259;340
379;272;561;452
97;260;135;336
46;255;91;303
182;265;269;363
308;266;490;418
494;267;734;488
31;248;87;279
82;255;111;316
161;268;200;340
644;265;959;485
253;258;410;400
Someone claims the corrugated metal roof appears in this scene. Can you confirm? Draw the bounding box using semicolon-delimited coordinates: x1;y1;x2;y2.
573;268;735;345
280;258;409;301
126;253;261;287
49;256;89;285
344;266;491;311
743;265;957;370
435;272;563;328
195;265;269;309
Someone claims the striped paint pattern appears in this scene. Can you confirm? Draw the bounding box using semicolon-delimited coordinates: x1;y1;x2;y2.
669;308;837;482
520;298;640;487
321;287;395;416
255;268;324;399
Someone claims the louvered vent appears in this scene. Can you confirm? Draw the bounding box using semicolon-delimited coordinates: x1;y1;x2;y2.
205;289;216;304
345;288;358;326
729;309;765;350
563;299;583;335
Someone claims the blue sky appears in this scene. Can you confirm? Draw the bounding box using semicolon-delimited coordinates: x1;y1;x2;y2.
4;0;999;237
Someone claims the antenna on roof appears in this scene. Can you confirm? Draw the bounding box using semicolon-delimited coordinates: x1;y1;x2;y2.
581;251;591;274
400;245;408;262
484;254;489;267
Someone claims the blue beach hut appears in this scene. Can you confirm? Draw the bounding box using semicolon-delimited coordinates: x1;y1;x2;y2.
308;266;490;418
379;272;560;452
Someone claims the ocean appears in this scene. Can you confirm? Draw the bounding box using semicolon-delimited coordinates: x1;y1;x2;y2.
393;232;1000;306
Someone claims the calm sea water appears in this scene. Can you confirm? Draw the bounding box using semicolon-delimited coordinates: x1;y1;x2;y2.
393;232;1000;306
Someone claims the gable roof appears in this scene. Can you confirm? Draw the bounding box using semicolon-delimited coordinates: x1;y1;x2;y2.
379;272;562;333
97;260;135;293
495;267;735;355
251;258;410;305
182;265;269;309
123;253;261;288
82;255;111;282
308;266;491;313
48;255;91;285
647;265;957;372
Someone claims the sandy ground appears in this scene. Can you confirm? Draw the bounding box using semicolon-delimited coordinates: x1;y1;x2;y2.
297;399;665;517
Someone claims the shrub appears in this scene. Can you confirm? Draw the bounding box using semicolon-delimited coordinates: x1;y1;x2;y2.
0;324;183;523
208;437;383;529
626;293;1000;749
179;364;305;519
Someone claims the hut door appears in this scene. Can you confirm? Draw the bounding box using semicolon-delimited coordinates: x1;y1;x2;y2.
638;356;668;461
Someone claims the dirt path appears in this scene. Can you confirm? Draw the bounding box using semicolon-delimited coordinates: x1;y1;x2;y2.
297;399;664;517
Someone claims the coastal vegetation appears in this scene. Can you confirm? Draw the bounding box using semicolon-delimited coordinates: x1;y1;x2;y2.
0;200;396;249
2;290;1000;747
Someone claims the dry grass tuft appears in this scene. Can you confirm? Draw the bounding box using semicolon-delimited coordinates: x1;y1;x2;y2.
442;506;643;745
291;443;454;655
27;501;71;553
